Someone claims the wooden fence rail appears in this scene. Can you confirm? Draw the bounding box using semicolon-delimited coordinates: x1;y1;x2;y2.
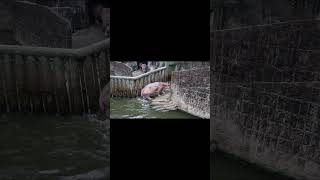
110;67;168;97
0;39;110;115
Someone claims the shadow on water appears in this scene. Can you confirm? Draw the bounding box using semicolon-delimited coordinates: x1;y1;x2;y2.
211;150;296;180
0;113;109;180
110;97;198;119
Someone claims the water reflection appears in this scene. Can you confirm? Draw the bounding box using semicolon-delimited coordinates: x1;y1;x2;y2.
211;150;295;180
0;113;109;180
110;98;198;119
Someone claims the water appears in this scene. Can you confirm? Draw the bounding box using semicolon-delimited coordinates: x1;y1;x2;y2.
0;113;109;180
110;98;198;119
211;150;295;180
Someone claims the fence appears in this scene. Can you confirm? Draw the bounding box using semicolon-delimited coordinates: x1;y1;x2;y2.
0;39;110;115
110;67;168;97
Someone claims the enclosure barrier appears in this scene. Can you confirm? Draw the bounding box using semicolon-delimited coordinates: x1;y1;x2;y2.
110;67;168;97
0;39;110;114
210;18;320;180
170;68;210;119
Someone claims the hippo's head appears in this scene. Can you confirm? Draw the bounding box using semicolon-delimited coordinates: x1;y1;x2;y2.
162;82;170;86
140;63;147;73
162;82;171;91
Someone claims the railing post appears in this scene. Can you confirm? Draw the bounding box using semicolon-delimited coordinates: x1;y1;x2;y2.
39;56;48;113
51;57;60;114
81;57;91;114
1;54;10;113
64;57;72;113
14;54;24;112
25;55;36;113
78;58;86;114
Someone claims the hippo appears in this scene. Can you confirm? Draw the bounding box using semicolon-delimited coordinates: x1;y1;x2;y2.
141;82;170;100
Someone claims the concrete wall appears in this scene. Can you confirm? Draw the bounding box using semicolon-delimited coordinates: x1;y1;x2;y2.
171;67;210;119
211;19;320;179
14;1;72;48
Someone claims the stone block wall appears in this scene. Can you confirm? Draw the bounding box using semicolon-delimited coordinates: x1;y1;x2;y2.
14;1;72;48
171;67;210;119
211;19;320;179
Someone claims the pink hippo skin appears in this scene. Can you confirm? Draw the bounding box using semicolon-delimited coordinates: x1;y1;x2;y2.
141;82;170;100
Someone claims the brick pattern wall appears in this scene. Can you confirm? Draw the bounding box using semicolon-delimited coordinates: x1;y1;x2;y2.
171;67;210;119
14;1;72;48
211;19;320;179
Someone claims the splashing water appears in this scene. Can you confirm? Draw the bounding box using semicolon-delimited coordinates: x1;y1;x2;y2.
110;97;198;119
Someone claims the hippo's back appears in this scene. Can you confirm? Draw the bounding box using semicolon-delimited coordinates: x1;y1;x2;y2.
144;82;160;88
141;82;160;96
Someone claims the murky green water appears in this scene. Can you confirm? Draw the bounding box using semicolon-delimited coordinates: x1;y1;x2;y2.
211;150;295;180
110;98;198;119
0;113;109;180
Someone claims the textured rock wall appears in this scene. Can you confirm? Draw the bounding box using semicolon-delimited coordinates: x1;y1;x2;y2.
110;61;132;76
174;61;210;71
171;67;210;119
14;1;72;48
211;19;320;179
210;0;320;30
